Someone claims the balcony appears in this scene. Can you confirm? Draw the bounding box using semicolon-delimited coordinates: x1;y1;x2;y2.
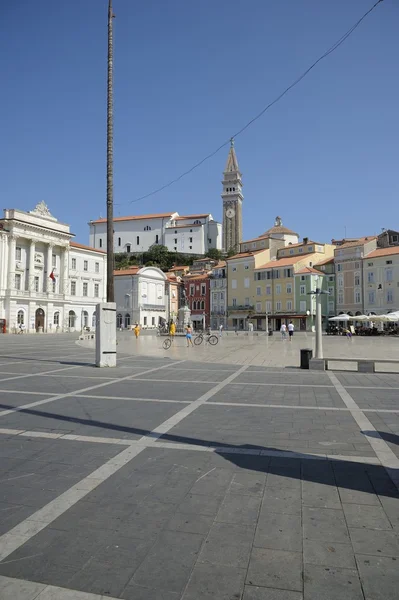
227;305;254;311
140;303;166;311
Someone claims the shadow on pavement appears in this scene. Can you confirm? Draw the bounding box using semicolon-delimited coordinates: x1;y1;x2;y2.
363;429;399;446
0;402;398;499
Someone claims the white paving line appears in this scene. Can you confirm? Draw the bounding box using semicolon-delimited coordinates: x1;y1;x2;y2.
77;393;190;404
328;372;399;489
0;427;382;465
0;360;185;419
0;364;85;384
0;575;120;600
0;371;119;380
0;364;244;562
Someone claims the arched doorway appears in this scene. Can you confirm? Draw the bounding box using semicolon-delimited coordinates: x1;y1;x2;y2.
68;310;76;329
35;308;45;332
124;313;131;329
117;313;123;328
82;311;89;329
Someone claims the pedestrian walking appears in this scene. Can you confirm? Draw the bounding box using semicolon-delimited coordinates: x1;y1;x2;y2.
186;324;193;347
169;321;176;337
280;323;287;340
219;324;223;337
134;323;140;339
288;321;294;341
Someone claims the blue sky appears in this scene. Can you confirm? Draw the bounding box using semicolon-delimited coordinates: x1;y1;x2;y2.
1;0;398;245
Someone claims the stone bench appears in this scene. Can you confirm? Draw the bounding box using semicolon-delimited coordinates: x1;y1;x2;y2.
310;357;399;373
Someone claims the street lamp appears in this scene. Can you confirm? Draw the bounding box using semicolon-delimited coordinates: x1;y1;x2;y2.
308;276;330;360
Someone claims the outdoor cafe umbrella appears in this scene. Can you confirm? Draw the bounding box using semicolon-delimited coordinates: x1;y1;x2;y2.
371;312;399;322
348;315;369;321
328;314;350;321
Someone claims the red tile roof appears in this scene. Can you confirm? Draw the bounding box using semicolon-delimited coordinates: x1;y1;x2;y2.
227;249;266;260
256;255;308;270
335;236;377;250
70;241;106;254
367;246;399;259
314;256;334;266
113;267;140;276
90;212;175;224
296;266;323;275
175;214;210;220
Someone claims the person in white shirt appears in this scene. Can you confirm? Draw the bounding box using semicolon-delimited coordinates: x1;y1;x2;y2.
288;321;294;341
280;323;287;340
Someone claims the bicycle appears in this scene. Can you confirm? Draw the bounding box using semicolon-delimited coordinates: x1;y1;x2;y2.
194;332;218;346
162;336;173;350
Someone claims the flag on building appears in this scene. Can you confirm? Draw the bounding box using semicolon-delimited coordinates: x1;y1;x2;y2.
49;270;56;282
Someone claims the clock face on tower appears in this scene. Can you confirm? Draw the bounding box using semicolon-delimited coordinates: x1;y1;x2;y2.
225;207;235;219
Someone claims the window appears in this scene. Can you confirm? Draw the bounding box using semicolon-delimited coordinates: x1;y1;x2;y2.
126;244;131;253
83;260;88;271
252;243;256;249
338;276;344;287
94;283;99;297
298;248;303;253
53;312;59;326
118;237;121;246
99;239;103;248
125;314;131;328
220;292;224;300
244;278;250;288
287;300;292;311
15;246;22;261
286;284;292;294
71;258;76;269
289;249;294;255
386;269;393;282
328;301;334;314
155;235;159;244
152;316;155;326
283;268;292;278
368;272;374;283
328;287;334;296
52;279;56;293
338;292;344;305
244;297;250;307
274;270;280;279
201;300;205;310
392;235;398;243
15;273;21;290
386;260;393;265
266;301;272;312
275;284;281;294
231;279;237;289
266;271;272;280
300;275;306;281
144;316;147;326
189;246;192;250
355;262;360;269
194;220;201;225
328;276;334;282
144;225;151;231
95;262;99;273
244;264;249;270
276;301;282;311
232;267;237;272
232;298;237;307
368;291;375;304
300;300;306;312
116;313;123;328
256;286;261;296
189;285;194;296
189;237;193;243
367;262;373;267
174;239;177;244
300;285;306;295
52;254;56;267
136;237;139;245
83;282;88;297
355;290;361;303
71;280;76;296
254;302;261;312
69;310;76;328
387;289;394;303
201;284;206;295
174;247;177;251
337;263;342;272
308;246;313;252
266;285;271;295
354;273;360;286
34;276;39;292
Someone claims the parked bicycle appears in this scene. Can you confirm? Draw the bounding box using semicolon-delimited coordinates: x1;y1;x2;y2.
162;336;173;350
194;332;218;346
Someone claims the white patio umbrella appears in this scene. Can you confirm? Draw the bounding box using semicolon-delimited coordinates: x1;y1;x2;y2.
328;314;350;321
348;315;369;321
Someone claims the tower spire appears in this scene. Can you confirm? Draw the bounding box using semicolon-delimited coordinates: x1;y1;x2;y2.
224;138;241;174
221;142;243;253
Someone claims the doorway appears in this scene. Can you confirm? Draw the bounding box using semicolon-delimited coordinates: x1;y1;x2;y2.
35;308;45;332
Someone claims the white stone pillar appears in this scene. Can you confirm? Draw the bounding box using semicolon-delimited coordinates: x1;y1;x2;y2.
7;235;16;289
62;247;69;295
28;240;35;292
46;243;54;293
0;234;7;290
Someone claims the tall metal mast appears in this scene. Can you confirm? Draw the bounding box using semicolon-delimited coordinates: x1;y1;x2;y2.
106;0;115;302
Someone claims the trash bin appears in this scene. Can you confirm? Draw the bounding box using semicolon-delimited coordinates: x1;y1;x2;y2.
300;348;313;370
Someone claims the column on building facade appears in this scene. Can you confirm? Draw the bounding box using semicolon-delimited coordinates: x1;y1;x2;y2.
46;243;54;292
62;247;69;294
7;235;17;289
28;240;35;292
0;234;7;289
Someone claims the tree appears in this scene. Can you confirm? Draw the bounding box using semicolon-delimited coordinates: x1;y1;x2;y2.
143;244;173;271
207;248;223;261
227;247;237;257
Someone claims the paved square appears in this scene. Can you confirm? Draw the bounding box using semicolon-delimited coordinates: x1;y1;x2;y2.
0;333;398;599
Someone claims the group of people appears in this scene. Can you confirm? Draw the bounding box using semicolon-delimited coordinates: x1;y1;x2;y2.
280;321;294;341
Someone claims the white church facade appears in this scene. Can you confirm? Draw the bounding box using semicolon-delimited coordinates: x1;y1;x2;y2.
0;202;106;334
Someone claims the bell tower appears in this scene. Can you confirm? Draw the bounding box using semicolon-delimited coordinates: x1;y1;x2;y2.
221;138;243;253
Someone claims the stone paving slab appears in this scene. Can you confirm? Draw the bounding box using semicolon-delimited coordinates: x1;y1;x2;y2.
0;335;398;599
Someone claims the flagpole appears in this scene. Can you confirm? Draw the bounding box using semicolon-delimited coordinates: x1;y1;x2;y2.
106;0;115;302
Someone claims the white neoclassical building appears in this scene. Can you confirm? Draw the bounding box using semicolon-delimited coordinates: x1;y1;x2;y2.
0;202;106;334
114;266;167;329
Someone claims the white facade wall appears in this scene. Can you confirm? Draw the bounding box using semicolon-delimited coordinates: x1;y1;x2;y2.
114;267;167;329
89;214;177;253
89;213;222;256
0;204;106;334
363;253;399;315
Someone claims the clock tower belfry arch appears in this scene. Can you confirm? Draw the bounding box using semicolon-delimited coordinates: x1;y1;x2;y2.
221;138;243;253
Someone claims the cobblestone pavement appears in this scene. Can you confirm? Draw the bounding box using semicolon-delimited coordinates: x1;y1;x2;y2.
0;334;398;599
